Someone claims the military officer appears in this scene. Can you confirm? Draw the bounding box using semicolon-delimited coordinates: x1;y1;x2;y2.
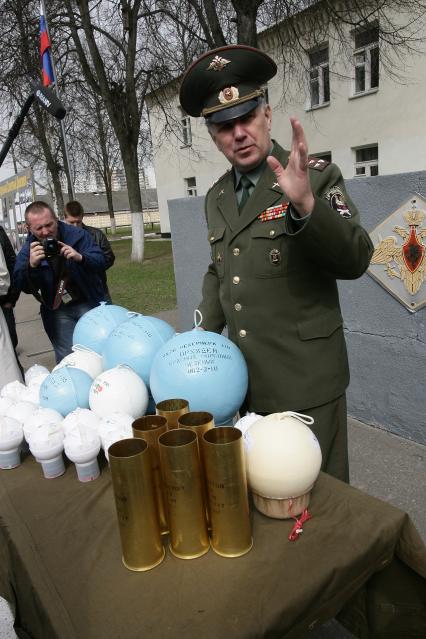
179;45;374;482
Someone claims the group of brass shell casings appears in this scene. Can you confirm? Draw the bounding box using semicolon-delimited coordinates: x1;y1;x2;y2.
109;400;252;571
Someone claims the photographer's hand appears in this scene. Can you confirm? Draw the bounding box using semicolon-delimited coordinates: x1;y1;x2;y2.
29;241;45;268
59;242;83;262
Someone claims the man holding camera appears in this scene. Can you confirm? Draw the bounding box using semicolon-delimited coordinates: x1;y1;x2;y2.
14;201;108;363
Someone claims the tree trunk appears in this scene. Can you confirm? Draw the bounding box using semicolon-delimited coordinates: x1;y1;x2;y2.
109;211;117;235
231;0;262;46
65;0;146;261
121;144;144;262
59;133;74;202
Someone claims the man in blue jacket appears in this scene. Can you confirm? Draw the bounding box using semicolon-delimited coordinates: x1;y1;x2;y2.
14;201;108;363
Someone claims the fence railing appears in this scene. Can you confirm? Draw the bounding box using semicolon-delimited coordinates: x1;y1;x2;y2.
86;209;160;229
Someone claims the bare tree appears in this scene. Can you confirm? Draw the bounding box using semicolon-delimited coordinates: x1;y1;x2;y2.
70;84;121;233
60;0;154;261
0;0;70;212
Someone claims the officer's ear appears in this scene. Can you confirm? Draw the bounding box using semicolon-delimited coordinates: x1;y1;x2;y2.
207;122;220;148
264;104;272;131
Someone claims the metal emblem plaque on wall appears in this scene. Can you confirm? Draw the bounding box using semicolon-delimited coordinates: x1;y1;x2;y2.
368;194;426;312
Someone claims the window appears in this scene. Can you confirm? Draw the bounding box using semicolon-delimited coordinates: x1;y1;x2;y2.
354;145;378;177
185;177;197;196
308;46;330;108
353;25;379;94
180;111;192;146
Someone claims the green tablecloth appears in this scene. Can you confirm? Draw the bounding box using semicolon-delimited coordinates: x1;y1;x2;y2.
1;456;425;639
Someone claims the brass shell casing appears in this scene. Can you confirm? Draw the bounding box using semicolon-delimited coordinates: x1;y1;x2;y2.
109;438;165;571
177;411;215;441
177;411;215;527
132;416;169;534
159;428;210;559
156;398;189;430
202;427;253;557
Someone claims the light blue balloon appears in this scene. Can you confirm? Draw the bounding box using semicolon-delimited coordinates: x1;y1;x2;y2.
40;367;93;417
102;315;175;385
72;303;129;354
149;329;248;425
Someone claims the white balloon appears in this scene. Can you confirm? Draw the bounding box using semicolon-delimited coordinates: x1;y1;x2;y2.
89;365;148;418
245;412;322;500
27;372;49;389
25;365;50;385
53;345;104;379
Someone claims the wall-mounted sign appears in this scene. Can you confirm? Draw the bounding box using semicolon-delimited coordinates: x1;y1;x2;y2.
0;168;35;250
368;194;426;313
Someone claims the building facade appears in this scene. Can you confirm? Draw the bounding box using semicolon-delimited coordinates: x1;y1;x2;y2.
147;13;426;233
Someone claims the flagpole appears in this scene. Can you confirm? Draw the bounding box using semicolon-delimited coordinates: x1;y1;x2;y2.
40;0;75;201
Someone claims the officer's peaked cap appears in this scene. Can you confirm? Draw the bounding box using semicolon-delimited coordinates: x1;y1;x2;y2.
179;45;277;124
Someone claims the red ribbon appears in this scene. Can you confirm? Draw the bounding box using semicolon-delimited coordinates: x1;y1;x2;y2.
288;508;312;542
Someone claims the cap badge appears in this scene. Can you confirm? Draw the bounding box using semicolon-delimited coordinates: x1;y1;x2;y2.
219;86;239;104
207;55;231;71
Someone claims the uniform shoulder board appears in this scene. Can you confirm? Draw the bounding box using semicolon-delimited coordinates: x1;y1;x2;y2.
307;157;329;172
207;169;230;193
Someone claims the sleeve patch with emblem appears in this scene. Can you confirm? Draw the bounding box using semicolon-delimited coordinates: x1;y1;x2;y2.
325;187;352;219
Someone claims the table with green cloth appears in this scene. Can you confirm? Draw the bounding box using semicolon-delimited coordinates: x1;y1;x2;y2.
1;455;425;639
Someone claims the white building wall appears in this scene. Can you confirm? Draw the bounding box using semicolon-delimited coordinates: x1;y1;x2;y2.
148;18;426;233
150;114;229;233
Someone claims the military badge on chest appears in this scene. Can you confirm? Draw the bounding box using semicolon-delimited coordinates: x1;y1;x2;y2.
325;187;351;218
258;202;288;222
269;248;281;265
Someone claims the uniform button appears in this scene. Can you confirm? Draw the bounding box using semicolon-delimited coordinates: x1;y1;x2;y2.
232;276;240;284
239;329;247;338
269;229;275;236
233;248;240;256
234;303;242;311
209;235;215;241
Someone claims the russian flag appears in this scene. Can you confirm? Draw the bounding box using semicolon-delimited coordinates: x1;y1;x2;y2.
40;2;54;87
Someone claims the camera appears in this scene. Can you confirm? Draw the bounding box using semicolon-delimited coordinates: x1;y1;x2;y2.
42;237;59;257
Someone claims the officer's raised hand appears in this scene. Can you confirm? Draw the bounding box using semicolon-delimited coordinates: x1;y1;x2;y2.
266;117;315;218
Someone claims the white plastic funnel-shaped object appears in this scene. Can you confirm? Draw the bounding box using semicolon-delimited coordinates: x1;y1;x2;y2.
28;424;65;479
64;428;101;482
0;416;24;469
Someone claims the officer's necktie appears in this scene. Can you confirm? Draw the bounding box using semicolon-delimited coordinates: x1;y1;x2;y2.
238;175;253;212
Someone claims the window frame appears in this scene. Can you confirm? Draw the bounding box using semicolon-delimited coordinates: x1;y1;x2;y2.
353;145;379;177
352;26;379;96
180;112;192;147
185;176;197;197
307;45;330;110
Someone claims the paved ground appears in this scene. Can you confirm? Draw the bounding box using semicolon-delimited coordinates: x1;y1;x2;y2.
1;293;424;639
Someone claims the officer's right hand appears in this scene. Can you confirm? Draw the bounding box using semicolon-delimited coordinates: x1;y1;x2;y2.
29;241;45;268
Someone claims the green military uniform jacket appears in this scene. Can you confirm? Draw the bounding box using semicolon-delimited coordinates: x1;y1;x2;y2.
198;141;374;414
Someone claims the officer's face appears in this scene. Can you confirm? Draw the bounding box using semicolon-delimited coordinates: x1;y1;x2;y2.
26;208;58;240
209;104;272;173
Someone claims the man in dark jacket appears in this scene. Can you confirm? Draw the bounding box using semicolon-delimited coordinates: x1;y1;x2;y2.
179;45;374;481
64;200;115;302
14;201;108;363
